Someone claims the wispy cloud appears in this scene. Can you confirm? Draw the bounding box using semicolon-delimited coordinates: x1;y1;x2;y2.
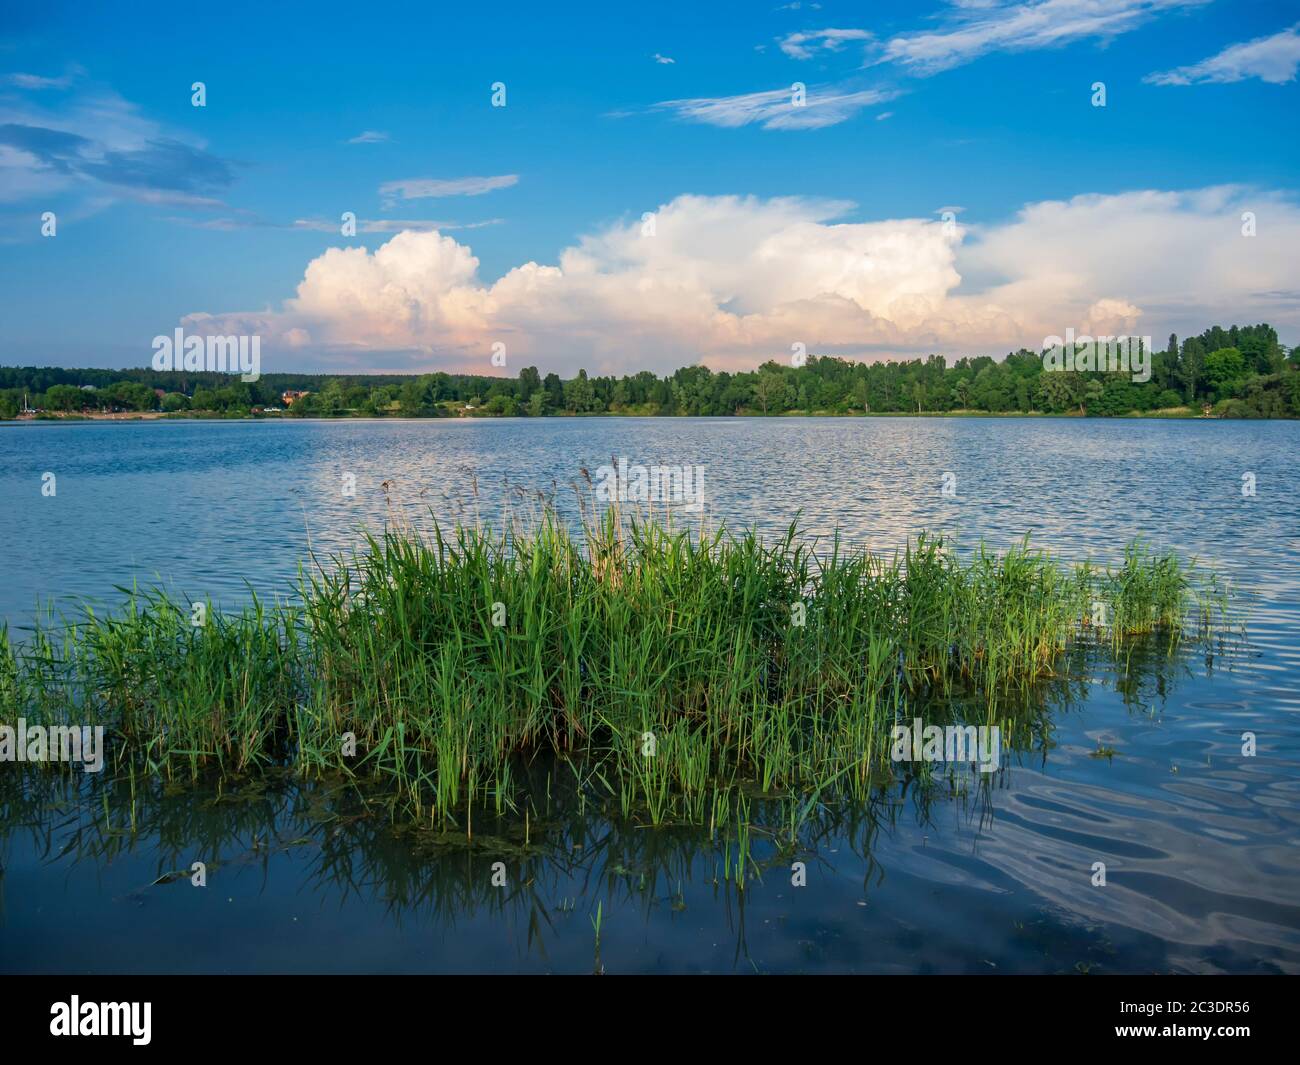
165;215;502;233
294;217;502;234
7;71;78;90
652;53;675;64
1144;23;1300;85
0;120;234;199
778;28;872;60
653;85;899;130
648;1;1204;135
0;79;236;212
378;174;518;207
347;129;390;143
877;0;1210;75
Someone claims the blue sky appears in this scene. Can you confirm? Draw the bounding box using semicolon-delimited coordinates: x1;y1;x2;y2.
2;0;1298;375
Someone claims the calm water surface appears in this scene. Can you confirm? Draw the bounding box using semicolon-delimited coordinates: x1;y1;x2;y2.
1;417;1298;973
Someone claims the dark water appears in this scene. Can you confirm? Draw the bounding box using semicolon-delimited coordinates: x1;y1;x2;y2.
1;417;1298;973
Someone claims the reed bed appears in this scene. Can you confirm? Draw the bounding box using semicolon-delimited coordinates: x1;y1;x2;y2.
0;506;1225;828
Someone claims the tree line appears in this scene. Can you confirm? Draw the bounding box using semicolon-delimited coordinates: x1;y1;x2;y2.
2;323;1296;420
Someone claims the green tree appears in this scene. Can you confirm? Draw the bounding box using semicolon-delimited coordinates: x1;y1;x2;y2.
1203;347;1246;393
544;373;564;410
484;393;518;416
1035;371;1074;413
45;384;85;411
753;370;789;414
518;366;541;402
563;369;597;412
1179;340;1205;403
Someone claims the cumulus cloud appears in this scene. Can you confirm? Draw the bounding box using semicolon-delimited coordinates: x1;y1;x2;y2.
1145;24;1300;85
186;188;1300;376
958;187;1300;343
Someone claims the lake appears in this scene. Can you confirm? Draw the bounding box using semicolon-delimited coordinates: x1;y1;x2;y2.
2;416;1299;973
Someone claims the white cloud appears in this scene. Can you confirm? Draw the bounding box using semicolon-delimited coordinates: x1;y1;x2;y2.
294;217;502;234
378;174;518;207
8;72;77;90
649;2;1207;135
164;215;501;233
958;187;1300;344
778;28;872;60
0;85;233;209
347;130;390;143
652;85;899;130
877;0;1210;75
1145;24;1300;85
187;188;1300;376
652;53;676;64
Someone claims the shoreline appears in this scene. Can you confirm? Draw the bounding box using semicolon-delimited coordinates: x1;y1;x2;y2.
3;407;1240;424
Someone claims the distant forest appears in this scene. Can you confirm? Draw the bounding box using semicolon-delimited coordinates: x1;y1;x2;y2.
2;323;1296;420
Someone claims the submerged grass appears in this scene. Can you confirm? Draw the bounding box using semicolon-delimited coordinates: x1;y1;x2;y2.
0;505;1227;828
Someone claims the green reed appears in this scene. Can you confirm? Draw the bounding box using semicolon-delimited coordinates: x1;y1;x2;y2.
0;507;1227;827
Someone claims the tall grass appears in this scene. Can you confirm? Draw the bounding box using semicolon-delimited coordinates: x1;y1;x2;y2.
0;506;1226;827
